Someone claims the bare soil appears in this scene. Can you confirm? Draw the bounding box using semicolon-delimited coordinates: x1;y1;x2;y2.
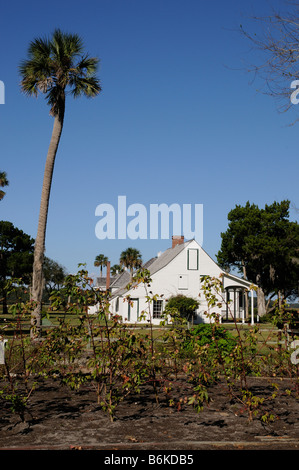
0;375;298;452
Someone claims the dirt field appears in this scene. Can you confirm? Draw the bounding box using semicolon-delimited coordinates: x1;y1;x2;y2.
0;375;298;452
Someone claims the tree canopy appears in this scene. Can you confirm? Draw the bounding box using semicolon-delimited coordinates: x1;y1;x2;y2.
111;264;124;276
217;200;299;306
43;257;67;293
0;172;9;201
0;221;34;314
19;28;101;115
120;248;142;279
94;254;108;278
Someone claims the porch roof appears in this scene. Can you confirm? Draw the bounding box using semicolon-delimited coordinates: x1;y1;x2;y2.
221;272;257;290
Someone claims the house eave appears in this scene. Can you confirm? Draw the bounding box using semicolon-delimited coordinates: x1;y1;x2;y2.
221;271;257;289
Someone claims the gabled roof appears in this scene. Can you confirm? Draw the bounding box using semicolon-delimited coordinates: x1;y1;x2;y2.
110;270;131;288
96;276;113;288
110;239;193;298
95;271;131;289
222;271;256;288
143;239;193;276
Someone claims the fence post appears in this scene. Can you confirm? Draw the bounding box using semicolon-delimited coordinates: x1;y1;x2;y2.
0;339;8;364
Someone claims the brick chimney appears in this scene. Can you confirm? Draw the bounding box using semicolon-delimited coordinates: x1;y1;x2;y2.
106;261;111;291
172;235;184;249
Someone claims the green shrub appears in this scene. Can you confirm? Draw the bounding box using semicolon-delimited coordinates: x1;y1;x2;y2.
183;323;236;355
164;295;199;322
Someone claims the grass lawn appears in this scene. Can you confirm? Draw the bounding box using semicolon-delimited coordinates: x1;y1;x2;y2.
2;298;296;357
0;305;289;351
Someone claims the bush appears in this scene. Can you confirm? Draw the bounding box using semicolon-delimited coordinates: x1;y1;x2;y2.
164;295;199;322
183;323;236;355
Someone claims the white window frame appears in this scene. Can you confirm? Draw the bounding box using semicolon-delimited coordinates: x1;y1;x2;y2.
153;299;163;319
187;248;199;270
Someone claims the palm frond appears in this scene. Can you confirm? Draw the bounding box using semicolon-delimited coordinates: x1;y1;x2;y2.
0;171;9;187
19;28;101;111
70;75;101;98
51;29;84;63
19;46;53;96
28;36;51;60
74;54;99;75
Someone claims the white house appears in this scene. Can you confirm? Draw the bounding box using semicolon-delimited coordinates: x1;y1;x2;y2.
90;236;256;325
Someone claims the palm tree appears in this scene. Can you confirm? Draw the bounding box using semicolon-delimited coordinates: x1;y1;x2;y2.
19;29;101;338
119;248;142;280
0;171;9;201
94;254;108;278
111;264;124;276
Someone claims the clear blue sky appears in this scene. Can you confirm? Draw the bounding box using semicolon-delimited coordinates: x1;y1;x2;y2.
1;0;298;278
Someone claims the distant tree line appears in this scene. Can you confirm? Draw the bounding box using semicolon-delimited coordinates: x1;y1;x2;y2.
0;220;67;314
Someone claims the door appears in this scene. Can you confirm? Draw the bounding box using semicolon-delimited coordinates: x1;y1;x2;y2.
128;298;139;322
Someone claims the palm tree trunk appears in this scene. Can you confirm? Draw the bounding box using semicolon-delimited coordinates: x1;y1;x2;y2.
31;102;65;339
